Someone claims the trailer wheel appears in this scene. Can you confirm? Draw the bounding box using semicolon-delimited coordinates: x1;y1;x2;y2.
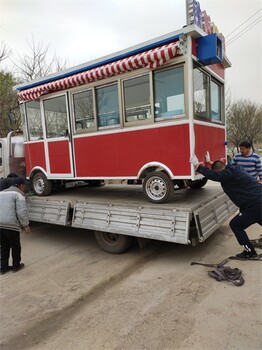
143;171;173;203
94;231;134;254
32;172;52;196
188;177;208;189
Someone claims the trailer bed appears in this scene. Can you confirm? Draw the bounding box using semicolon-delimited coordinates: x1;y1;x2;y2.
26;184;237;246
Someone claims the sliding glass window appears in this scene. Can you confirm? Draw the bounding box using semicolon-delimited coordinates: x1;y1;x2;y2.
43;96;68;138
73;90;95;132
123;75;152;123
154;66;185;120
211;80;221;122
96;84;120;129
25;101;43;141
193;68;209;120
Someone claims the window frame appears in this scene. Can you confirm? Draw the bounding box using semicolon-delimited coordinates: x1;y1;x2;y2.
71;88;97;134
193;65;224;125
95;82;121;130
42;93;70;139
153;64;186;122
121;72;153;128
24;100;43;141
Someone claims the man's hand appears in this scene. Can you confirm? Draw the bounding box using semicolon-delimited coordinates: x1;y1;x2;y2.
205;151;213;164
190;155;204;170
259;179;262;184
190;154;199;166
24;225;30;233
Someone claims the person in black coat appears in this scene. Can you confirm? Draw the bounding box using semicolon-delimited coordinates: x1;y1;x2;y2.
190;155;261;259
0;173;18;191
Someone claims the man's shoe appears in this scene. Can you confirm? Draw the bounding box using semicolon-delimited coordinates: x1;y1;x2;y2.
0;266;12;275
235;250;258;260
13;263;25;272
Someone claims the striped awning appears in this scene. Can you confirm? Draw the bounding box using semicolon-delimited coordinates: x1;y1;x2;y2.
17;40;181;102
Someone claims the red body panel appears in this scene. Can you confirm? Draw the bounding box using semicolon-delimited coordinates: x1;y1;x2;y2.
25;142;46;177
24;124;226;179
194;124;226;163
74;124;191;177
48;141;71;174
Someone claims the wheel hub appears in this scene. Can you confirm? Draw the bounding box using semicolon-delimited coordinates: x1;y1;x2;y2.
35;178;45;194
146;177;167;199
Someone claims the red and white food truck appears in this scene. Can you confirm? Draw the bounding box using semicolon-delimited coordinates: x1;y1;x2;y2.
15;1;231;203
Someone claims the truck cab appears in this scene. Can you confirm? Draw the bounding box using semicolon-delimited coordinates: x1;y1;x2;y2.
0;131;26;178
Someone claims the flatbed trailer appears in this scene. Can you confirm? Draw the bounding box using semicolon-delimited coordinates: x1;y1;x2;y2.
26;184;237;253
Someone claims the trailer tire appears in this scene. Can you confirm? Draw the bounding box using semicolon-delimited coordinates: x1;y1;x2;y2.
188;177;208;189
143;171;173;203
32;172;52;196
94;231;134;254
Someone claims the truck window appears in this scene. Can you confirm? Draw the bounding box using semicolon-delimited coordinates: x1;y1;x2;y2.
154;66;185;120
44;95;68;138
0;142;2;167
25;101;43;140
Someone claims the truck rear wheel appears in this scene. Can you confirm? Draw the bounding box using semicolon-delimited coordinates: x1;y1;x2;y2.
32;172;52;196
143;171;173;203
94;231;134;254
188;177;208;189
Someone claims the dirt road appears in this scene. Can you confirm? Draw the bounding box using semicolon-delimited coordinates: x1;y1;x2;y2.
0;212;261;349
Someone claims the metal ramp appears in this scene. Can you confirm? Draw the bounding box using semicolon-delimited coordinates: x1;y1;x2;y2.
27;198;70;226
193;193;237;242
71;202;191;244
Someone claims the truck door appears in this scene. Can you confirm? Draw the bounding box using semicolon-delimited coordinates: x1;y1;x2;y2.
42;94;74;177
0;140;5;178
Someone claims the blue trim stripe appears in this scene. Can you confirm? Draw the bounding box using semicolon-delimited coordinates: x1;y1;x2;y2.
16;33;182;91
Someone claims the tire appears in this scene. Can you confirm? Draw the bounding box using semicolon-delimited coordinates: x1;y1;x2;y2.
94;231;134;254
188;177;208;189
32;172;52;196
85;180;105;187
143;171;173;203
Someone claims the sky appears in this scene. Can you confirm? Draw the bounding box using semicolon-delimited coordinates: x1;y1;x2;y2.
0;0;261;104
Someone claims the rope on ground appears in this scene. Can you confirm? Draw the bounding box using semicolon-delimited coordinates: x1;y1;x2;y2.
191;259;244;286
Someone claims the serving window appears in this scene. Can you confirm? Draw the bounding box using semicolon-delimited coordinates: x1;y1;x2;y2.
96;84;120;129
193;66;223;124
25;101;43;141
43;96;68;138
73;90;95;132
154;66;185;121
123;75;152;124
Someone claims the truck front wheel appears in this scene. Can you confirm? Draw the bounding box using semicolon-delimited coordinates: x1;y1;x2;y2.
32;172;52;196
143;171;173;203
94;231;134;254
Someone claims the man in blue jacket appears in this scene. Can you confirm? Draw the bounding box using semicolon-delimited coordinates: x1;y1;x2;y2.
233;141;262;183
0;177;30;274
190;155;261;259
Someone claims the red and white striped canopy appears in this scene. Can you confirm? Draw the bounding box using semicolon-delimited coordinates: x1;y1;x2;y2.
17;40;181;102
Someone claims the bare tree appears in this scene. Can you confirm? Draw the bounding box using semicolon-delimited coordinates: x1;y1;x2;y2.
227;99;262;150
13;36;68;82
0;42;11;64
